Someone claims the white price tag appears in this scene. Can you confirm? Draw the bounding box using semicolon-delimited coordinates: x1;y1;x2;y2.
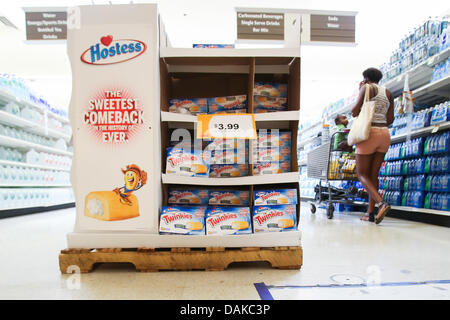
197;114;256;139
431;125;439;134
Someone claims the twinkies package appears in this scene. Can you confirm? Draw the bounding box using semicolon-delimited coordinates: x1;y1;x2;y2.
253;95;288;113
210;164;249;178
254;189;298;205
207;95;247;114
253;205;297;232
168;98;208;115
253;161;291;175
253;147;291;162
210;148;248;165
159;205;206;235
204;138;247;151
206;206;252;235
166;147;210;177
168;188;209;205
209;190;250;206
254;82;288;98
257;130;292;148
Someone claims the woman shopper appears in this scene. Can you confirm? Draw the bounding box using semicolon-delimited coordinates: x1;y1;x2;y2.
351;68;394;224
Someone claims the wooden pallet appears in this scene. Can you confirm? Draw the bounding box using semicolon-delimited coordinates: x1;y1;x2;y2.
59;246;303;273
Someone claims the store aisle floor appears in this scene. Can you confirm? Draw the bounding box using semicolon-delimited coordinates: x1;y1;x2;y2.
0;203;449;300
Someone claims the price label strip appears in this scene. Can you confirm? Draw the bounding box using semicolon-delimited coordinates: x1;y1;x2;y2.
196;114;257;139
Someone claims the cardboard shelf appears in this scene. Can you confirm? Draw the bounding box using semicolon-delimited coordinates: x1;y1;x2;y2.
160;110;300;123
161;47;301;58
66;230;302;249
162;172;300;186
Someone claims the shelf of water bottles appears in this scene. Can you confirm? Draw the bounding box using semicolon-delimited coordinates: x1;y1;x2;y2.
299;166;319;199
379;131;450;212
379;17;449;85
0;73;69;124
0;122;73;157
0;109;71;142
0;188;74;211
0;146;72;186
390;100;450;138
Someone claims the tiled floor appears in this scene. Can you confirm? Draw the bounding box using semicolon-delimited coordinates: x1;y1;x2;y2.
0;204;449;299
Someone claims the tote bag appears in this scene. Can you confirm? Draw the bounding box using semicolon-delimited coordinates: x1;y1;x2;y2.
347;84;376;146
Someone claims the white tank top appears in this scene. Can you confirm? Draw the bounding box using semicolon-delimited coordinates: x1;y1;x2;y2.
370;84;390;124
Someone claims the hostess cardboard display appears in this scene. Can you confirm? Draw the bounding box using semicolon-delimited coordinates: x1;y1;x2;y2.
68;4;161;232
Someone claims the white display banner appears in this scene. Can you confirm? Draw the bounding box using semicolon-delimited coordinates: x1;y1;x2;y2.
67;4;161;232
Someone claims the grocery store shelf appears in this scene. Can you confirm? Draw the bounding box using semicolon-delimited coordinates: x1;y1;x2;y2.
299;120;322;134
0;134;73;157
0;87;70;125
391;205;450;217
0;159;71;172
326;103;353;122
67;230;302;249
412;75;450;105
161;47;300;58
298;135;320;147
0;202;75;219
160;110;300;123
0;110;71;142
0;184;71;188
162;172;299;186
383;47;450;97
390;121;450;143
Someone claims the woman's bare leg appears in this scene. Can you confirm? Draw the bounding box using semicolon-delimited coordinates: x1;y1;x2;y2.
356;154;383;212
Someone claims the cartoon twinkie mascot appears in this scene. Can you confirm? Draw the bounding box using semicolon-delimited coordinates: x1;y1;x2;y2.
113;164;147;205
84;164;148;221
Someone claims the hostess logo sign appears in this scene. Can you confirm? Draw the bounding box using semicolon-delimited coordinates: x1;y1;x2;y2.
81;35;146;65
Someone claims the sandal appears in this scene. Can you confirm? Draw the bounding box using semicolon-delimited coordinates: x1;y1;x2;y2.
375;202;391;225
360;208;376;222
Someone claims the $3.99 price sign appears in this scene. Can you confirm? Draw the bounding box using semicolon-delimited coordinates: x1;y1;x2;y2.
196;114;257;139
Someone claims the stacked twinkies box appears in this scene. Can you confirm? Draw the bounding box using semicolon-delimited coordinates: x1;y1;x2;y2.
166;134;250;178
168;95;247;115
206;138;249;178
253;130;292;175
159;187;298;235
253;82;288;113
160;187;252;235
253;189;298;233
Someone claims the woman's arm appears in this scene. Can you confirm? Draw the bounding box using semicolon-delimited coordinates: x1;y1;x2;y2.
351;84;368;118
386;89;395;126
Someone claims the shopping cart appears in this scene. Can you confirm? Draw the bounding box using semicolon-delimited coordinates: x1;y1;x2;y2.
306;131;368;219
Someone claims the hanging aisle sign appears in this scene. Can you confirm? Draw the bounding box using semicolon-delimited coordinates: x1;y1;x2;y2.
310;14;355;43
237;12;285;40
23;7;67;40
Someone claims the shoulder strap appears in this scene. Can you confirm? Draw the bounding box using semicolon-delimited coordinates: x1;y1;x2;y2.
364;84;372;102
